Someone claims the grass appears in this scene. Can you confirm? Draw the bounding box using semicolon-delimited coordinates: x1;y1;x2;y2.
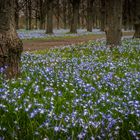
0;39;140;140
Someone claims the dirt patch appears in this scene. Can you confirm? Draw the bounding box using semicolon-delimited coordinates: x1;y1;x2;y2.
23;32;134;51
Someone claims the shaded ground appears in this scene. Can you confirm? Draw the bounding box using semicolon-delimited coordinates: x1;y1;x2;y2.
23;32;134;51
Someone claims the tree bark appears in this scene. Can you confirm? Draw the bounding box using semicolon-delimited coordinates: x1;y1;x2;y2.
105;0;123;46
134;24;140;38
81;0;85;29
68;1;71;29
87;0;94;32
0;0;23;78
56;0;60;29
100;0;106;31
15;11;19;30
25;0;29;30
15;0;19;29
46;0;53;34
63;0;67;29
35;7;38;29
28;0;32;30
92;2;96;28
39;0;45;29
133;0;140;38
70;0;80;33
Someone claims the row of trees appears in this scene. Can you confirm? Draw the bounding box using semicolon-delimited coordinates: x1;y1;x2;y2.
0;0;140;78
15;0;138;33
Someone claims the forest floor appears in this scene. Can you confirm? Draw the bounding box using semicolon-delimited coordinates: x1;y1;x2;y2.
23;32;134;51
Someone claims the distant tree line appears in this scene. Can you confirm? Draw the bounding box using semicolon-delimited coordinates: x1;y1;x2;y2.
15;0;139;35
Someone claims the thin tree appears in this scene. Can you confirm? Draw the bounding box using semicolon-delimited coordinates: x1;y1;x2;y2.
0;0;23;78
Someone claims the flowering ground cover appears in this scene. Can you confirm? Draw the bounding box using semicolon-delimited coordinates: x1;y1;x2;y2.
17;29;105;39
17;29;134;40
0;39;140;140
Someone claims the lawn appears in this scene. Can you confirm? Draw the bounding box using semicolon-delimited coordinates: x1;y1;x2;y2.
0;39;140;140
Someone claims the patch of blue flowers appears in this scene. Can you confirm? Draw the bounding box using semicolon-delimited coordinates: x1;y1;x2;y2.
17;29;105;39
0;39;140;139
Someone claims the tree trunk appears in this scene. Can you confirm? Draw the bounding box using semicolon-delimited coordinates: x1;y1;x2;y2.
70;0;80;33
105;0;123;46
25;0;29;30
39;0;45;29
100;0;106;31
15;0;19;29
28;0;32;30
134;24;140;38
81;0;85;28
56;0;60;29
0;0;23;78
68;1;71;29
78;7;80;29
123;0;130;31
39;20;45;29
87;0;94;32
46;0;53;34
133;0;140;38
63;0;67;29
35;9;38;29
92;2;96;28
15;11;19;30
